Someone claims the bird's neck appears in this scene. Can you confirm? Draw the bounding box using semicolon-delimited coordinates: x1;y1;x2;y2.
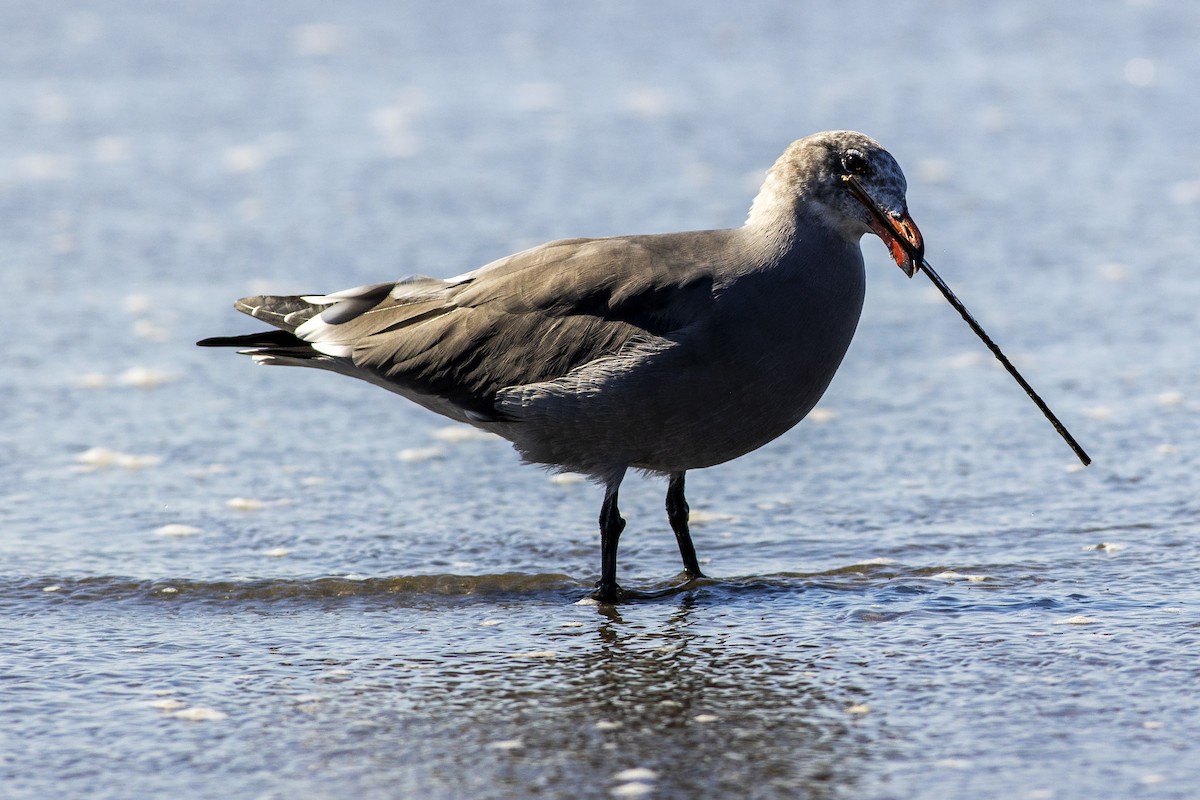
742;183;848;269
744;157;796;226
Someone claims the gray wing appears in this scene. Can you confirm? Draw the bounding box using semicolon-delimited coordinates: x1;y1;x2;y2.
217;232;729;419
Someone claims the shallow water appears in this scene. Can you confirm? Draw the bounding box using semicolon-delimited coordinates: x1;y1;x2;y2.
4;1;1200;798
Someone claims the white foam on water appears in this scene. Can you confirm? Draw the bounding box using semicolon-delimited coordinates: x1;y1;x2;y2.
487;739;522;750
807;407;838;424
172;707;227;721
688;509;736;525
119;453;162;469
117;367;173;389
222;144;267;174
226;497;265;511
945;351;985;369
147;698;186;711
933;571;988;582
398;446;444;462
122;294;152;314
74;447;163;471
613;768;656;782
1055;615;1098;625
73;446;118;468
432;425;501;443
154;524;201;537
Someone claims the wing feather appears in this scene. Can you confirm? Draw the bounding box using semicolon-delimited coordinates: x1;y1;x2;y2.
227;230;735;417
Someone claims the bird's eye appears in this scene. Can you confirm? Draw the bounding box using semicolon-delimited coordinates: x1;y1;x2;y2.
841;149;869;176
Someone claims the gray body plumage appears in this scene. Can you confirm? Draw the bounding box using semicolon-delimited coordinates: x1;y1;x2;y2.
200;130;916;600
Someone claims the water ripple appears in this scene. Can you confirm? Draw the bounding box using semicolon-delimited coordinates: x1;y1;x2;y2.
2;563;1061;610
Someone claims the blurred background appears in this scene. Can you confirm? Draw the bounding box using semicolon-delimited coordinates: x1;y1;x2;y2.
2;2;1197;798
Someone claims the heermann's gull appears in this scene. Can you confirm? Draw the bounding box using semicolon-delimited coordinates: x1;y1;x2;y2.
199;130;926;602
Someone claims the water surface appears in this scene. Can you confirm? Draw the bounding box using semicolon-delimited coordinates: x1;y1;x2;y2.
3;1;1199;798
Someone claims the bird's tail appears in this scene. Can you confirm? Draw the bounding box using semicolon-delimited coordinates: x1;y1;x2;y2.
197;282;415;367
197;294;328;363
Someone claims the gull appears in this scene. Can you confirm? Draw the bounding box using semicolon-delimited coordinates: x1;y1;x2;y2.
199;130;924;602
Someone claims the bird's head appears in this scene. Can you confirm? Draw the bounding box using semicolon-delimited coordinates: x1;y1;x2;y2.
758;131;925;276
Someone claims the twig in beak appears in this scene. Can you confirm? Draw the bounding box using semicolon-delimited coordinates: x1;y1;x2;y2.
916;257;1091;466
844;175;1091;466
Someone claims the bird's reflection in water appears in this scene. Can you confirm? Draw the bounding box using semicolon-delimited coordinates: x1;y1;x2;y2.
404;586;877;799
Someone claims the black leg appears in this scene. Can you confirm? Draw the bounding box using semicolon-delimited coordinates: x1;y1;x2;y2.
666;471;704;579
596;477;626;603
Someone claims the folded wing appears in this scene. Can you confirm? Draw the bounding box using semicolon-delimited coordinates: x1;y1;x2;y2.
200;233;724;420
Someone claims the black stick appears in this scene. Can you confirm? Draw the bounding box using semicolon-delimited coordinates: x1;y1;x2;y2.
917;258;1092;466
842;174;1091;467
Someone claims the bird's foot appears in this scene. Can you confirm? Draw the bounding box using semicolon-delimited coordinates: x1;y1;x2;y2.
592;580;623;604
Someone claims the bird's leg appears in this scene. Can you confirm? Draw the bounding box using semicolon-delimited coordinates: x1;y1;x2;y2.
666;471;704;579
595;475;626;603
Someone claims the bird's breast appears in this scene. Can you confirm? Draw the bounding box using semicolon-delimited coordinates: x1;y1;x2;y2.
496;235;868;475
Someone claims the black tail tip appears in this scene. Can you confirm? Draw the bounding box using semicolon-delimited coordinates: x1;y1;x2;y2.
197;330;304;349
